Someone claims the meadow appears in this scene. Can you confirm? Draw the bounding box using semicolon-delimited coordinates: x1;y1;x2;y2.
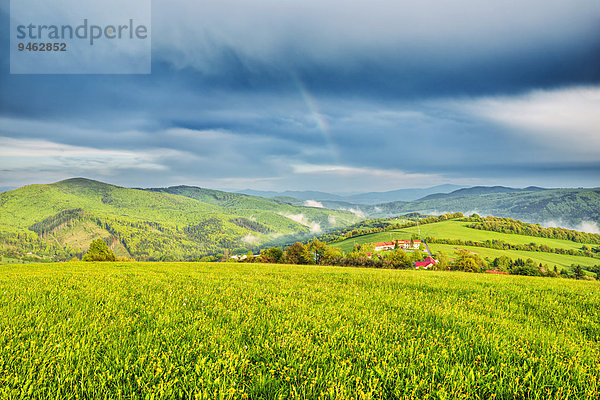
399;221;593;251
331;220;593;254
330;220;599;270
1;262;599;399
426;243;599;270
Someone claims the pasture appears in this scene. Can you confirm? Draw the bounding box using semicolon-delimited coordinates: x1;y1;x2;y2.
1;262;599;399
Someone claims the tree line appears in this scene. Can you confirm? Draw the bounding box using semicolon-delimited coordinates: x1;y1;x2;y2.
425;237;599;259
467;216;600;245
236;241;599;281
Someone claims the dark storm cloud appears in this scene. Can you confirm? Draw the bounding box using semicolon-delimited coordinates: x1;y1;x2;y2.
0;1;599;190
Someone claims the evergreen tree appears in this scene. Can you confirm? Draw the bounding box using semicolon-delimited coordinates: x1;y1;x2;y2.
574;264;585;280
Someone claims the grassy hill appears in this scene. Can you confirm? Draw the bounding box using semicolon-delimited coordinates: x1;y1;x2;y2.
363;187;600;226
330;218;600;270
0;178;358;261
1;261;598;398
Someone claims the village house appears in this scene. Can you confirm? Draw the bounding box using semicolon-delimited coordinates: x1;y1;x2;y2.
415;256;438;269
229;254;260;260
373;239;421;252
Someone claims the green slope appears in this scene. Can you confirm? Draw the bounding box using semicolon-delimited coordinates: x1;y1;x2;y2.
400;220;591;251
426;243;599;270
331;219;600;270
0;178;358;261
365;188;600;225
330;218;596;253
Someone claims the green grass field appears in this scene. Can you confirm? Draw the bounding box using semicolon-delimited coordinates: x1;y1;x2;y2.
332;220;595;254
400;220;594;250
331;220;600;270
1;262;599;399
427;243;598;270
330;231;415;253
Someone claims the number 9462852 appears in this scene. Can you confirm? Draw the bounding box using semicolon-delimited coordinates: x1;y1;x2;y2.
17;42;67;52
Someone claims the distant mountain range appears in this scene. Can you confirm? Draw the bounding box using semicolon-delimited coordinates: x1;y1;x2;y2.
238;184;465;204
360;186;600;229
1;178;599;262
418;186;547;200
258;184;599;229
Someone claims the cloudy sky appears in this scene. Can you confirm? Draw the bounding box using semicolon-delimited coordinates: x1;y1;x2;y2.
1;0;599;192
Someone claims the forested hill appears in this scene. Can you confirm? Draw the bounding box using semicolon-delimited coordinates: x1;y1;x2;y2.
144;185;309;212
0;178;358;261
363;187;600;227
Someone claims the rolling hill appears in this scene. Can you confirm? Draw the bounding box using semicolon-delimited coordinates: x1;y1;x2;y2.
360;187;600;228
330;217;600;271
0;178;358;261
250;186;600;229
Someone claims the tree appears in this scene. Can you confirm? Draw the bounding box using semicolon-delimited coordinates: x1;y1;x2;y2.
321;246;341;265
308;239;328;264
283;242;313;265
384;249;412;269
574;264;585;280
433;251;449;271
260;247;283;263
560;269;569;278
510;258;540;276
83;239;116;262
492;255;512;272
410;249;424;263
454;250;486;273
348;243;374;260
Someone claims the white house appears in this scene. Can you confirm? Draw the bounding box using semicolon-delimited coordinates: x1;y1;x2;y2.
373;239;421;251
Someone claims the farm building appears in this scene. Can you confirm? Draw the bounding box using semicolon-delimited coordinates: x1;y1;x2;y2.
415;256;438;269
485;269;510;275
374;239;421;251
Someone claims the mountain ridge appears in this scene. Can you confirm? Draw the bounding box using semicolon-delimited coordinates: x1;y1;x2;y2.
418;186;548;201
238;184;466;204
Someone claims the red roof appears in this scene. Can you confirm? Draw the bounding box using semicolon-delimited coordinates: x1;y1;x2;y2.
415;257;438;268
415;261;433;267
374;239;421;247
485;269;509;275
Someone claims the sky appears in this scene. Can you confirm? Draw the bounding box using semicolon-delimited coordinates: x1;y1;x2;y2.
1;0;599;192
